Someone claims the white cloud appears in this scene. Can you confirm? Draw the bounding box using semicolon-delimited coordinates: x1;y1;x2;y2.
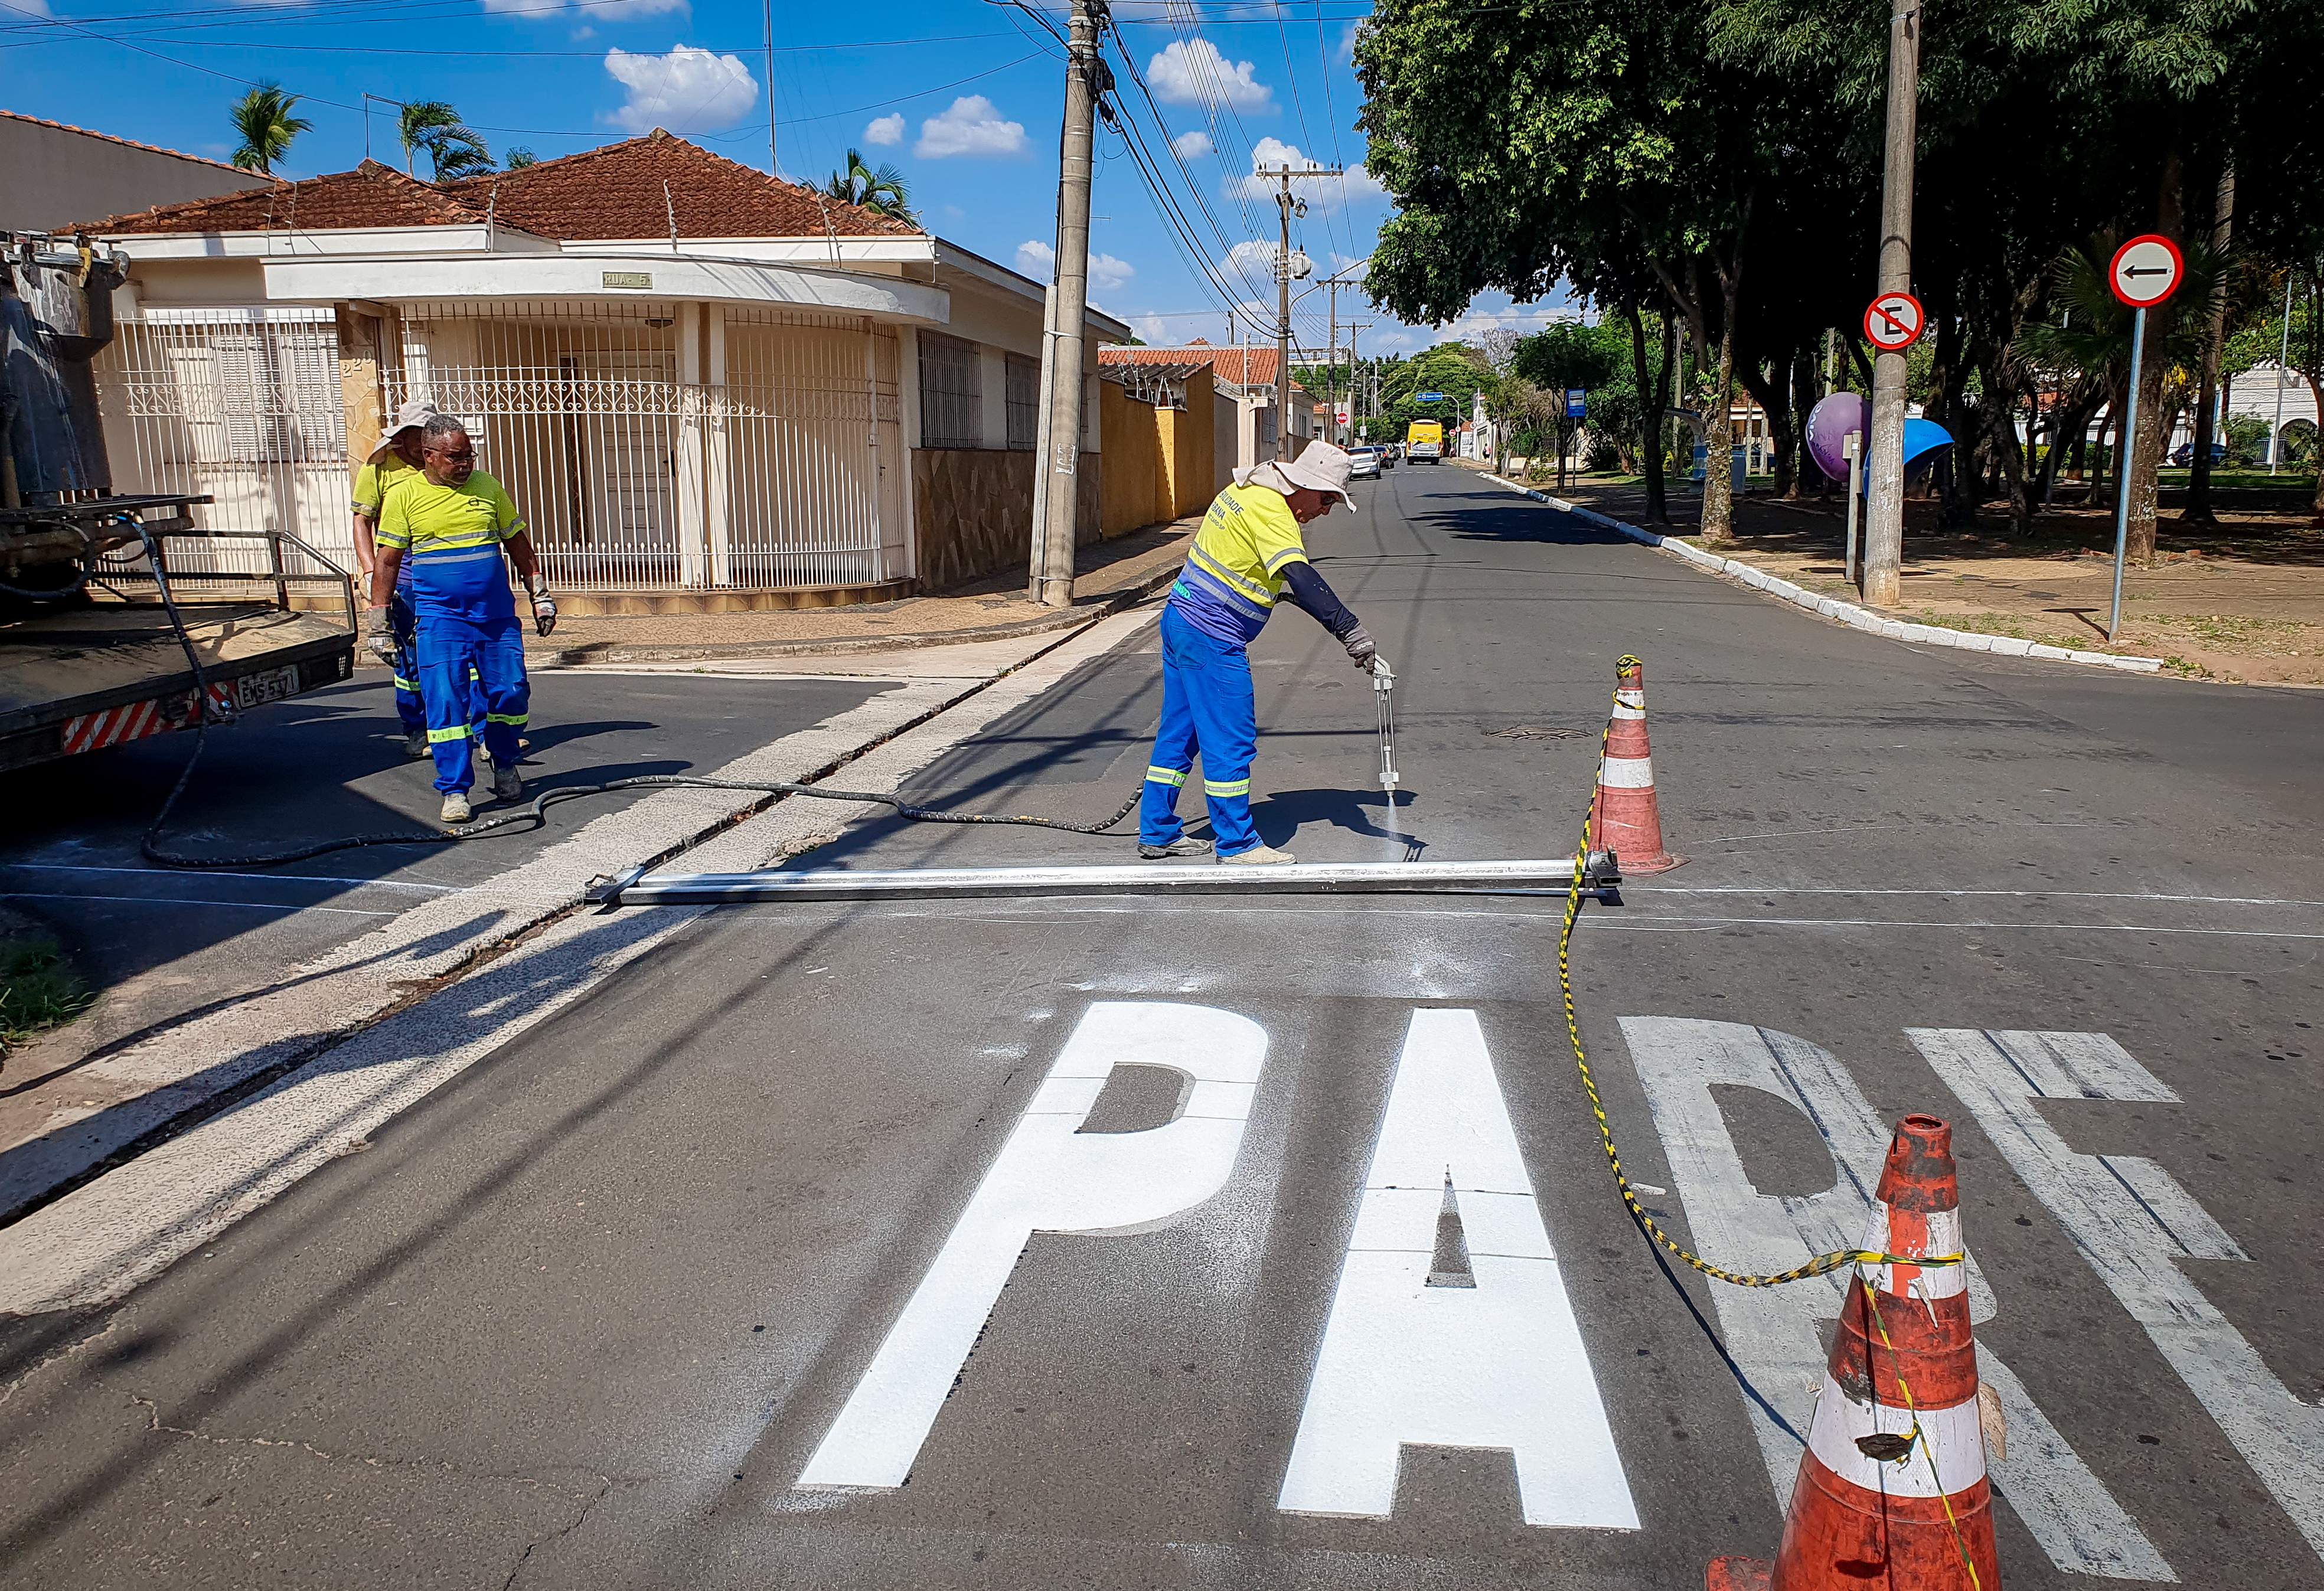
916;94;1027;158
1147;38;1271;109
1171;129;1214;161
1090;252;1134;292
1131;313;1173;345
864;112;905;147
1014;238;1134;294
9;0;52;15
1228;138;1385;213
1338;21;1360;63
604;45;758;136
484;0;682;15
1220;239;1279;288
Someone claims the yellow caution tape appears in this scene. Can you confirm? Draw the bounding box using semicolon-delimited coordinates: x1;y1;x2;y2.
1558;656;1965;1288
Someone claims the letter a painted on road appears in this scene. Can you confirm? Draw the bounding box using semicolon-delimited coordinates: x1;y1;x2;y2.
797;1001;1268;1490
1278;1008;1639;1528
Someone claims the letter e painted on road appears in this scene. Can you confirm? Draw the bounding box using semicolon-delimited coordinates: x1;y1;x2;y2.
796;1001;1268;1490
1278;1008;1640;1528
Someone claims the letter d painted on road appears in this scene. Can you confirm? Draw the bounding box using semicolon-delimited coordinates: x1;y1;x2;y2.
796;1001;1267;1490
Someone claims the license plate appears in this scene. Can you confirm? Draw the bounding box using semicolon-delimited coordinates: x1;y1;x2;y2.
234;664;300;710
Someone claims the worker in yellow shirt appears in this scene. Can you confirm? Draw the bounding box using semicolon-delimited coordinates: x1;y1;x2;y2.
370;416;558;824
1140;440;1378;864
352;398;485;762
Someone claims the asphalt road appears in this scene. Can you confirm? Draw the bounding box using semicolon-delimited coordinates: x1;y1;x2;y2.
0;669;883;1043
4;465;2321;1590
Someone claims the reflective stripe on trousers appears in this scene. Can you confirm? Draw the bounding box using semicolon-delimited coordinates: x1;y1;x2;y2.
1141;605;1260;855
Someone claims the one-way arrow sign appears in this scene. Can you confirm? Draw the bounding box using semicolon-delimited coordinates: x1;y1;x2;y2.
2108;234;2183;308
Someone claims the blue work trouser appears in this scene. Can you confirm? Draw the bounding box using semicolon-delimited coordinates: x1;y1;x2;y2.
390;586;487;743
1141;605;1260;855
417;609;528;795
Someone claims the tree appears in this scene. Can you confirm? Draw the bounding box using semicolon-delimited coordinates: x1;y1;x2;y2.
1513;322;1620;489
504;147;538;170
825;149;914;224
228;83;308;177
399;100;493;181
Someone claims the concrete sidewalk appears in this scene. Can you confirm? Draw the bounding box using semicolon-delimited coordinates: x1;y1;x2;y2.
521;518;1196;668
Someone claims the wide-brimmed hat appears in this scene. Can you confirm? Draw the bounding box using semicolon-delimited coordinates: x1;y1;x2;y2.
368;398;440;463
1236;440;1356;509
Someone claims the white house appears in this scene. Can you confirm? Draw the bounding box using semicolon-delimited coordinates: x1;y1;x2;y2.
70;130;1128;610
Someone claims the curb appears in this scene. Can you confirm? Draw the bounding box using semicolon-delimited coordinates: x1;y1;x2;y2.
1478;474;2166;675
519;560;1184;668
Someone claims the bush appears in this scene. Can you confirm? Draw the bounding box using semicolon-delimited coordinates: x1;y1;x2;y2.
1584;434;1622;472
1;936;92;1053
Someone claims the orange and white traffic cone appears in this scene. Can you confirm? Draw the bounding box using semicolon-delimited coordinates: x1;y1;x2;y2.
1708;1113;2000;1591
1592;655;1682;872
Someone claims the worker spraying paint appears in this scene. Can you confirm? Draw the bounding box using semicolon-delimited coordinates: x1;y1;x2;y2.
1140;440;1381;865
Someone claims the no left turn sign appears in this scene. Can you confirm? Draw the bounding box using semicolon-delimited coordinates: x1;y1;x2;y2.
1863;292;1925;352
2110;234;2184;308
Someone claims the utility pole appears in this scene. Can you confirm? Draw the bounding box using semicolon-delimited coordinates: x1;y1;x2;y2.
1265;164;1336;460
1030;0;1105;607
763;0;778;176
1860;0;1922;609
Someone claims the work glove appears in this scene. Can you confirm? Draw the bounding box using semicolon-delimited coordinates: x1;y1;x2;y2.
1342;622;1378;669
532;590;559;638
364;606;397;666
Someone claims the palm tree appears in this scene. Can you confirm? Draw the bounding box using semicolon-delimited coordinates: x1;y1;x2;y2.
228;83;309;176
824;149;913;224
504;147;538;169
397;100;494;181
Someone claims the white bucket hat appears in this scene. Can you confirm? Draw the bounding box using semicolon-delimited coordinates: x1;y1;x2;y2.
368;397;440;463
1235;440;1355;510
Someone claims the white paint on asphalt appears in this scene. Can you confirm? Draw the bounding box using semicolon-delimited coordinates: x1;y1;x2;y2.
1619;1016;2172;1580
797;999;1267;1491
1279;1008;1638;1530
0;863;455;893
0;610;1167;1313
1912;1028;2324;1569
0;893;394;916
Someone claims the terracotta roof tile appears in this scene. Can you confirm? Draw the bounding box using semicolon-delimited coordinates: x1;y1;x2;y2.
0;108;272;182
443;130;923;241
83;160;482;234
1101;343;1284;388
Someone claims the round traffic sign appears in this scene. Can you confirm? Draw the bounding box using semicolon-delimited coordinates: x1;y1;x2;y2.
2109;234;2183;308
1863;292;1925;353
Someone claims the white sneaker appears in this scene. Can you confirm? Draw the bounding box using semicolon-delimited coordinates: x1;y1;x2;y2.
492;763;523;802
1220;843;1295;865
439;792;472;824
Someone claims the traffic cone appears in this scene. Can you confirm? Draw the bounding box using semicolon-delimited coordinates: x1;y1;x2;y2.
1707;1114;2000;1591
1592;656;1682;872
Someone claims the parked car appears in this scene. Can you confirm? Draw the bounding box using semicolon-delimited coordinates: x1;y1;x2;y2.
1348;446;1383;480
2169;442;2230;467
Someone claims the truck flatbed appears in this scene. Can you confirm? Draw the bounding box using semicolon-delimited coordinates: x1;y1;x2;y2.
1;599;354;772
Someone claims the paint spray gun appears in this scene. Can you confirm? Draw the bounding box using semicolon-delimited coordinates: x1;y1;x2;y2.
1372;654;1400;801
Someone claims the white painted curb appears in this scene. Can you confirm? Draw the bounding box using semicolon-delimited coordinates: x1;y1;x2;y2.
1478;473;2166;675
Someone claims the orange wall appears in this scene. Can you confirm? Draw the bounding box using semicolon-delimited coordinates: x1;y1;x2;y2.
1101;368;1221;534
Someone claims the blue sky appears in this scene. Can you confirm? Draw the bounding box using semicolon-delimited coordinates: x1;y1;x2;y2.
1;0;1569;355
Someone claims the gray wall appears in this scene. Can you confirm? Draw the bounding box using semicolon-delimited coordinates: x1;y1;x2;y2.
1;115;273;232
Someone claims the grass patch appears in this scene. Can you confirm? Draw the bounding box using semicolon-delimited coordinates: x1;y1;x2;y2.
1;937;94;1051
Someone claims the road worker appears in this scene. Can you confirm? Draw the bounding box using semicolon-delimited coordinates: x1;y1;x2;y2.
1140;439;1379;865
351;398;485;763
367;416;559;825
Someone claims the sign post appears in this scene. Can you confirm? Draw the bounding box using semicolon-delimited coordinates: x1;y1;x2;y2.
1843;430;1863;590
1565;388;1588;418
2105;234;2185;642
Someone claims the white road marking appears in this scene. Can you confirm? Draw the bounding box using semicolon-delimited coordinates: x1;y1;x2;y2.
1279;1008;1638;1530
0;892;394;917
797;1000;1267;1491
1634;886;2324;910
0;864;455;893
1912;1028;2324;1569
1620;1017;2171;1580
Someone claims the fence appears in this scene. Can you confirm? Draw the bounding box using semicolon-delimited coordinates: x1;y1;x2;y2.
94;300;906;594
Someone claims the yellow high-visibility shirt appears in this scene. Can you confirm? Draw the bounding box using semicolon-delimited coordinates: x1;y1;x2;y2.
1167;482;1310;645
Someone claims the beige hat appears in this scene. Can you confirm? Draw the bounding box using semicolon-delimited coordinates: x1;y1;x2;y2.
1235;440;1356;510
368;397;440;463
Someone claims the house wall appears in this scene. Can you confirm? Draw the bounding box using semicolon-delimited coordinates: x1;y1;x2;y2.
1096;371;1219;536
2;117;272;233
911;449;1099;590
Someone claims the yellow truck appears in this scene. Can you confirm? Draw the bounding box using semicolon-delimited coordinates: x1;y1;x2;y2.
1405;419;1444;463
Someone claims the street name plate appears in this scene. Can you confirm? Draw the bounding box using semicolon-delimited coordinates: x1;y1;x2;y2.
601;270;653;290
